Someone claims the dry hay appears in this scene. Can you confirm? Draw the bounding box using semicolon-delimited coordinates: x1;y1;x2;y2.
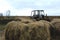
5;21;20;40
13;17;34;24
51;18;60;40
52;18;60;22
13;18;21;21
5;20;51;40
19;18;34;24
51;18;60;31
5;21;31;40
28;20;51;40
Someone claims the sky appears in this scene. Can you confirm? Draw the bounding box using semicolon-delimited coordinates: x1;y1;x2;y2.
0;0;60;16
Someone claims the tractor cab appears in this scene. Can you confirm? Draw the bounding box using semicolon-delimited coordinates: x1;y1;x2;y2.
31;10;45;20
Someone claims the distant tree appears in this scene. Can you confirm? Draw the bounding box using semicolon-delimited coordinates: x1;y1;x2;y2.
6;10;10;16
46;13;47;16
0;13;3;16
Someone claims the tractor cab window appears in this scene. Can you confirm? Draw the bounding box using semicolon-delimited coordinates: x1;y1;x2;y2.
40;12;44;16
31;10;38;16
31;11;34;16
35;11;38;15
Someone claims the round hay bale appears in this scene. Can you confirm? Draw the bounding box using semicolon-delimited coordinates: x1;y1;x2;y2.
51;18;60;32
51;19;60;29
28;20;51;40
51;18;60;40
5;21;21;40
5;21;31;40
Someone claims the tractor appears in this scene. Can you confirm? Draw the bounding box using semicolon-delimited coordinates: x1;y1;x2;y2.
31;10;50;21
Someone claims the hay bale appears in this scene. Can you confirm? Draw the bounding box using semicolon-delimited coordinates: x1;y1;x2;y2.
51;18;60;40
28;20;51;40
5;21;20;40
5;21;31;40
51;18;60;31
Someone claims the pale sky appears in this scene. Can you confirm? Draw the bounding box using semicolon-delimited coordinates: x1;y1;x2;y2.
0;0;60;16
